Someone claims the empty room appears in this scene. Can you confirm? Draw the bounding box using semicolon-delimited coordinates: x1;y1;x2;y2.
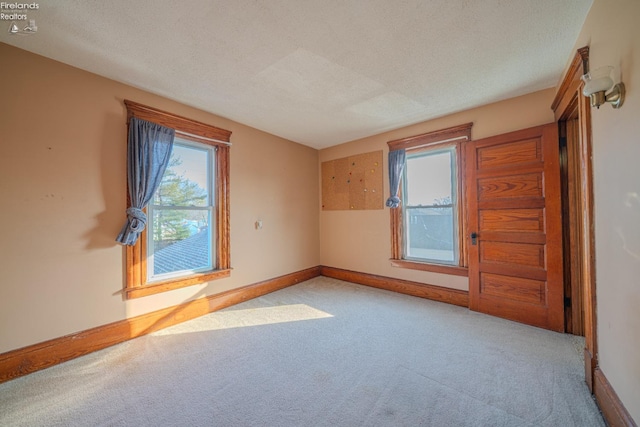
0;1;638;426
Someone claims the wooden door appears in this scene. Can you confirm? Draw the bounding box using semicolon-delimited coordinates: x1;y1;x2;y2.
466;123;564;332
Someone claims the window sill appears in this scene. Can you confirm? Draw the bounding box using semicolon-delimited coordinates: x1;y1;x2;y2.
125;268;231;299
390;259;468;277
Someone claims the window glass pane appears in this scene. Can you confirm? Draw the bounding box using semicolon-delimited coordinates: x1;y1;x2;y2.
405;150;452;206
153;143;210;207
151;209;212;277
403;146;458;265
405;207;455;262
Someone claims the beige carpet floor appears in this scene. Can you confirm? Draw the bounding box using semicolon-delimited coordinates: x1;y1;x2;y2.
0;277;604;426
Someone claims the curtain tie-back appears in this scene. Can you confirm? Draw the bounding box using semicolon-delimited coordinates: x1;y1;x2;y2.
386;196;401;209
115;117;174;246
386;149;405;209
126;207;147;232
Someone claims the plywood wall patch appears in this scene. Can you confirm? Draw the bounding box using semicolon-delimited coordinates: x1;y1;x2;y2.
322;150;383;210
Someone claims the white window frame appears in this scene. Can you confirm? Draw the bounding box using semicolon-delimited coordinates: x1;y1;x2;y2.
146;138;216;283
402;145;459;266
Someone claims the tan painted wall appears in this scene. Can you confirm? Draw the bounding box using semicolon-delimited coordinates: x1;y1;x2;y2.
567;0;640;421
319;89;555;290
0;43;320;353
4;7;638;418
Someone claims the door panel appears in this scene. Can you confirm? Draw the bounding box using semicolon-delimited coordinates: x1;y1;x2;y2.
480;273;545;304
479;209;545;233
478;173;543;200
479;241;545;268
467;123;564;331
477;138;542;168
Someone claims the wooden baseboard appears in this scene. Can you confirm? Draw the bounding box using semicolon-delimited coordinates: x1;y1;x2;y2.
585;348;595;392
594;368;637;427
319;266;469;307
0;266;321;384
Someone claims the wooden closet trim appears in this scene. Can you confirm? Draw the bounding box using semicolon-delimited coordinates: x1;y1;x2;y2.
552;46;598;394
551;47;589;121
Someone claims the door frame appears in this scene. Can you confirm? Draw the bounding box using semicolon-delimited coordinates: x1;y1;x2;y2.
551;46;597;391
559;117;585;336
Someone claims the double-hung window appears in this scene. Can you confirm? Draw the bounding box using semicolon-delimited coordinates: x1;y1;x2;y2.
124;100;231;298
403;146;458;264
147;139;216;282
388;123;472;276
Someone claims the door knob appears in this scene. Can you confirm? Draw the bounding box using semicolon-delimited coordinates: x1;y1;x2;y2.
470;232;478;245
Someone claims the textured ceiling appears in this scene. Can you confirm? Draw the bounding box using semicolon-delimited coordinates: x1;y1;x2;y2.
0;1;593;148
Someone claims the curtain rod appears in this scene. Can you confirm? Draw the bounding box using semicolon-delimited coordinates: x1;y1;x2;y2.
402;135;469;151
175;130;232;146
433;135;468;144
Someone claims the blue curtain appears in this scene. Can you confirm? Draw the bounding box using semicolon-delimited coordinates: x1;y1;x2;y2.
116;117;175;246
385;149;406;208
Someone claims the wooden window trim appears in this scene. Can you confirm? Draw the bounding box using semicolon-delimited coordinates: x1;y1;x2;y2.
390;259;469;276
388;123;472;276
124;100;232;142
388;122;473;152
124;100;231;299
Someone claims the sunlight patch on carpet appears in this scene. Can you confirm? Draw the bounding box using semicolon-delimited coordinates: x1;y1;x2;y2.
155;304;334;335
